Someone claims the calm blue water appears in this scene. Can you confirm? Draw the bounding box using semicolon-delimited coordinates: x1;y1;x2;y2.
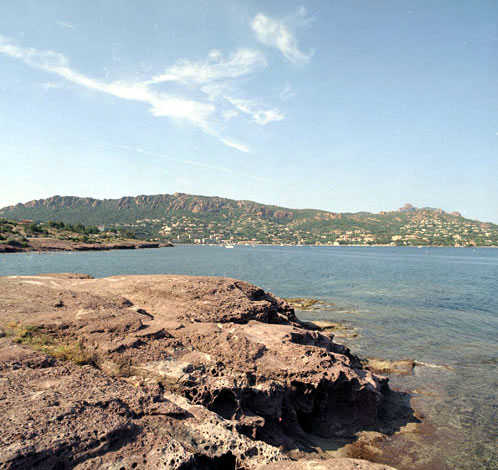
1;246;497;469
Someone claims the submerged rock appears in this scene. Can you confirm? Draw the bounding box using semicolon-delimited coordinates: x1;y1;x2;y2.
362;358;416;376
0;273;408;469
284;298;324;311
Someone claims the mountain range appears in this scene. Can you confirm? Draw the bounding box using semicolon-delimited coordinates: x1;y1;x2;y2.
1;194;497;246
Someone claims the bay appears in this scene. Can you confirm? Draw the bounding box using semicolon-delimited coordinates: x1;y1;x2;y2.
1;245;497;469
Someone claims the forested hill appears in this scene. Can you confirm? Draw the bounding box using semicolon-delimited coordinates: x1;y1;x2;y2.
1;194;497;246
0;194;296;225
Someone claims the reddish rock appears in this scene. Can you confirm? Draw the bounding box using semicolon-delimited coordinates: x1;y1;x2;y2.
0;274;401;469
265;459;397;469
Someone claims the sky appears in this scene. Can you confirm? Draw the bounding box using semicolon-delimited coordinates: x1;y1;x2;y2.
0;0;497;222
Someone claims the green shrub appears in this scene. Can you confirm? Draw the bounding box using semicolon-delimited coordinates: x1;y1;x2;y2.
7;239;29;248
29;223;43;233
48;221;65;229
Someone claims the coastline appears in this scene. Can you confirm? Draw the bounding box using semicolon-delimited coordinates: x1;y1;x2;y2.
1;247;495;469
0;239;173;253
1;234;495;254
290;304;435;469
0;273;412;470
172;242;498;248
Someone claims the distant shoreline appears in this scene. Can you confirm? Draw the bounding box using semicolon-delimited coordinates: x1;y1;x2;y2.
172;243;498;248
0;240;173;254
2;241;497;254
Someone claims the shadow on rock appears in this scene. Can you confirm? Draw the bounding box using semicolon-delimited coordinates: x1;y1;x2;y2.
376;386;421;435
304;385;422;461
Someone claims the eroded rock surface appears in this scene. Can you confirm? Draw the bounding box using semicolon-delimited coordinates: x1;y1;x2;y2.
0;274;401;469
266;459;397;469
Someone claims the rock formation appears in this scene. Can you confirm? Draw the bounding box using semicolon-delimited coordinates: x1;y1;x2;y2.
0;273;403;469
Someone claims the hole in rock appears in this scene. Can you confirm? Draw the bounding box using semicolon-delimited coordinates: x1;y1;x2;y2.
210;390;238;419
296;408;314;433
180;452;236;470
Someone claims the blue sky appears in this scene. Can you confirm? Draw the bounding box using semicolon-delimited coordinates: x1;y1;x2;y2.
0;0;497;222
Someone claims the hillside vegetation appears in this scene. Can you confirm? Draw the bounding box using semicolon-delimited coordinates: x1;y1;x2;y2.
1;194;497;246
0;219;152;252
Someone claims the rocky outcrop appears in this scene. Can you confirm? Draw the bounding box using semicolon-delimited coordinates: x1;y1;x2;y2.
398;203;417;212
0;274;406;469
0;239;168;253
265;460;397;469
362;359;416;376
0;339;284;469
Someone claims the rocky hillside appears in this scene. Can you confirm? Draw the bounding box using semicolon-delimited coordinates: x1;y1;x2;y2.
0;194;295;223
0;273;405;469
1;194;497;246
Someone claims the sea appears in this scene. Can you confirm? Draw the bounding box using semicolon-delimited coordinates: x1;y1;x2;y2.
1;245;497;470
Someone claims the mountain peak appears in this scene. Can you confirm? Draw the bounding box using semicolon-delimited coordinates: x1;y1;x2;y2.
399;203;417;212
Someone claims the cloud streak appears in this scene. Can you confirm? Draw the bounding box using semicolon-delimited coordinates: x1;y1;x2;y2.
0;35;284;153
55;21;75;30
99;141;276;183
251;7;313;65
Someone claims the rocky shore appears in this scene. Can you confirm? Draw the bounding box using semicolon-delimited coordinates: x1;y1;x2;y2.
0;274;415;469
0;239;173;253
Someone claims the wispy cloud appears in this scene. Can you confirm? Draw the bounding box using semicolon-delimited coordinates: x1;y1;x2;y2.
251;7;313;65
147;48;267;86
226;96;284;125
222;109;239;121
99;141;276;183
145;47;281;144
40;81;64;91
200;128;250;153
0;34;285;153
276;82;296;101
56;21;75;30
202;83;284;125
0;35;216;130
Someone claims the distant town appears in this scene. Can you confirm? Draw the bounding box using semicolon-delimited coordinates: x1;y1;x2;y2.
125;212;498;247
1;194;497;248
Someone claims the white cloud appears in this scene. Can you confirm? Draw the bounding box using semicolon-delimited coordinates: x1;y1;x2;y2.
56;21;75;30
202;83;284;125
0;32;287;153
222;109;239;121
0;35;254;152
224;95;284;125
147;48;267;86
251;7;313;65
199;125;250;153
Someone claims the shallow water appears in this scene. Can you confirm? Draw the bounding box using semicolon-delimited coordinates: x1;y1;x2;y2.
1;245;497;469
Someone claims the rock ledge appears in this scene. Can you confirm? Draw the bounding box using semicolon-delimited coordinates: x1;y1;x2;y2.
0;274;400;469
